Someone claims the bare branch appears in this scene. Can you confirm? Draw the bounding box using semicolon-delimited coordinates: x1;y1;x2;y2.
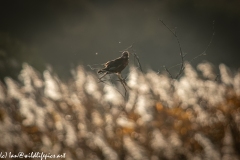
189;20;215;63
159;19;177;37
159;19;185;79
98;76;125;98
119;43;135;52
133;53;143;72
87;63;104;71
159;20;215;79
97;71;129;98
214;74;220;82
98;72;108;81
116;73;129;97
163;65;173;79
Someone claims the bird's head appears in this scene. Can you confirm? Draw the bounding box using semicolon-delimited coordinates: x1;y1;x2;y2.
121;51;129;59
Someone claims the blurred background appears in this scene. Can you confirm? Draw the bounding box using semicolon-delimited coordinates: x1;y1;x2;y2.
1;1;240;159
0;0;240;80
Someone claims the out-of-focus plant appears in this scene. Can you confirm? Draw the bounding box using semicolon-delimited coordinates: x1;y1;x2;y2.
0;62;240;160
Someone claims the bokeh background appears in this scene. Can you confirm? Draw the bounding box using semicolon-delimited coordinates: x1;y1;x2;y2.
1;1;240;159
0;0;240;80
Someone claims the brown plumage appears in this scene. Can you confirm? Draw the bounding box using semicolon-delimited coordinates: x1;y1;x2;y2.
98;51;129;74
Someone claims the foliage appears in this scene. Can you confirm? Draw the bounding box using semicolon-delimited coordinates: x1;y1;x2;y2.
0;62;240;160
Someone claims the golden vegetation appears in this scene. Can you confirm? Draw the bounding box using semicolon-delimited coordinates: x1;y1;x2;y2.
0;62;240;160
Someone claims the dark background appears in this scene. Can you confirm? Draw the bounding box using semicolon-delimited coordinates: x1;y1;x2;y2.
0;0;240;80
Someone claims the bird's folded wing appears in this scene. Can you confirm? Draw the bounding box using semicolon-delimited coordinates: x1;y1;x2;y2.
106;58;122;66
105;60;114;67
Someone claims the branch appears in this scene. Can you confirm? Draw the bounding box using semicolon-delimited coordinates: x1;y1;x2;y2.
163;65;173;79
119;43;135;52
98;72;108;81
159;20;215;79
116;73;129;98
159;19;185;79
189;20;215;63
97;72;129;99
98;76;125;99
133;53;143;72
87;63;104;71
214;74;220;82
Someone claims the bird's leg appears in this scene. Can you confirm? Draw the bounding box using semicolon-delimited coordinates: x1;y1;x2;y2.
116;73;129;97
117;73;129;89
98;72;108;82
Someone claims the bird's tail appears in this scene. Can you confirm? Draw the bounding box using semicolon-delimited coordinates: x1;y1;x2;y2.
97;69;106;74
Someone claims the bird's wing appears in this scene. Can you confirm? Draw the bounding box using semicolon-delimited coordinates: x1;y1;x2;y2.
104;58;123;72
104;60;114;67
105;57;121;67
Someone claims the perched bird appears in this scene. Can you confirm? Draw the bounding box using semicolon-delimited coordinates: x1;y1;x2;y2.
98;51;129;75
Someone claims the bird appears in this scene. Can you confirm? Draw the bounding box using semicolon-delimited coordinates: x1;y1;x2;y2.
98;51;129;75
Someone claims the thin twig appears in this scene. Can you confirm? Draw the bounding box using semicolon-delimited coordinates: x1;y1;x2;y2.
159;19;215;79
133;53;143;72
98;77;125;98
159;19;183;56
163;65;173;79
214;74;220;82
87;63;104;70
159;19;185;79
167;20;214;71
119;43;135;53
204;20;215;53
97;72;129;98
189;20;215;63
98;72;108;81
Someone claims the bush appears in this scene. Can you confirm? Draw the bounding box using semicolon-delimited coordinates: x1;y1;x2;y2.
0;62;240;160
